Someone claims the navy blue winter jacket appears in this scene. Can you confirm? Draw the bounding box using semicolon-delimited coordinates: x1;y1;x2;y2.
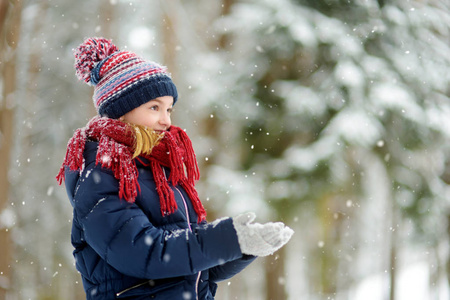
64;141;255;299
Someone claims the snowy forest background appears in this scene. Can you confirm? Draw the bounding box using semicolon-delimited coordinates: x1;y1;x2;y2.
0;0;449;299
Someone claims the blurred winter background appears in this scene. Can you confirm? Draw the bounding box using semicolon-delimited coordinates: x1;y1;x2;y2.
0;0;449;299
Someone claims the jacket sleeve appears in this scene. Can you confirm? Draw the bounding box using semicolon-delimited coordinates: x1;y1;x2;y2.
208;255;256;282
71;164;244;280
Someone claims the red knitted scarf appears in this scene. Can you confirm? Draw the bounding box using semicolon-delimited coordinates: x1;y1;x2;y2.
56;116;206;222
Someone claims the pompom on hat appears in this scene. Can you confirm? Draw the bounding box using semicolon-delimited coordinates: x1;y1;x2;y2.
74;37;178;119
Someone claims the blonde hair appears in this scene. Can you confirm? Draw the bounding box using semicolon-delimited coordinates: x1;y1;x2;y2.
128;123;164;158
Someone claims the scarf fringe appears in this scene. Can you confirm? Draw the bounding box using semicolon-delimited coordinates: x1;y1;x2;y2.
96;135;139;202
56;128;86;184
151;160;176;216
175;129;200;185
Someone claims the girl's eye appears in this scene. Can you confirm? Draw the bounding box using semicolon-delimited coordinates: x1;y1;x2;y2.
167;107;173;114
150;105;158;111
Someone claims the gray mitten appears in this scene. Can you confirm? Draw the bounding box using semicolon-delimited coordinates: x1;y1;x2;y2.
232;212;294;257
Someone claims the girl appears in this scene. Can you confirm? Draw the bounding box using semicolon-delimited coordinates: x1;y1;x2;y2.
57;37;293;300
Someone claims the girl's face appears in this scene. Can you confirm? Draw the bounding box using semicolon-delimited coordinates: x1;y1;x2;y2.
120;96;174;131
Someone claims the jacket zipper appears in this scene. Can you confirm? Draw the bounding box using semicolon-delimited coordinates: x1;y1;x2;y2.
116;281;149;297
166;167;200;300
174;186;192;231
174;186;201;300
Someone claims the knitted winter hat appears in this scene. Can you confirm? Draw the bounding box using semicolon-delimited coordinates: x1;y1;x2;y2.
74;37;178;119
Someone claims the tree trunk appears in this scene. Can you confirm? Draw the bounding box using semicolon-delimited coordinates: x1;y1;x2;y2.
446;213;450;290
161;8;177;77
388;194;398;300
98;0;116;40
218;0;233;49
265;246;287;300
0;0;22;299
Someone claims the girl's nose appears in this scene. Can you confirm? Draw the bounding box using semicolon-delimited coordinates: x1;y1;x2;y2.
159;111;171;129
